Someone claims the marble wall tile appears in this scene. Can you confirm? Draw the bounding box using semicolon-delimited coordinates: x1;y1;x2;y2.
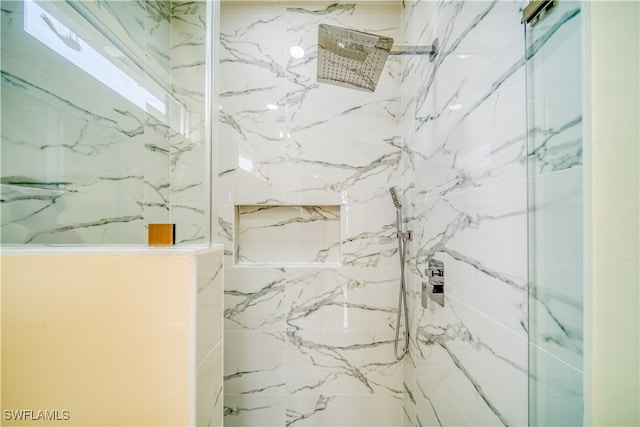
224;267;287;331
196;247;224;427
405;3;527;197
402;1;529;426
171;202;208;244
1;66;146;200
225;265;400;327
99;1;171;72
224;330;287;395
286;267;398;332
528;343;583;426
283;88;401;145
526;1;582;176
528;163;583;370
169;113;207;208
0;184;144;244
217;138;402;206
219;3;404;426
170;2;207;108
169;0;208;244
410;361;472;427
197;248;224;364
341;201;403;268
415;180;528;333
1;0;209;244
197;341;224;427
219;5;287;80
287;329;401;395
219;76;288;144
143;108;172;226
224;394;286;427
286;394;402;427
414;292;528;426
524;3;584;423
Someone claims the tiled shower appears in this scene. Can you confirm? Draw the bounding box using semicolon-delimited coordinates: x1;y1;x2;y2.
216;1;583;426
218;0;587;426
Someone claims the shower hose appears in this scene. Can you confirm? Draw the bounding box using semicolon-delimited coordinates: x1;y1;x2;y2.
394;232;410;361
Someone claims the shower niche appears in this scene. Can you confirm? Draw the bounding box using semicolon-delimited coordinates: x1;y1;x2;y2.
234;205;341;266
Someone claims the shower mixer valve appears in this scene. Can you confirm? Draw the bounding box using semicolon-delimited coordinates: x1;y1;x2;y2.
424;258;445;307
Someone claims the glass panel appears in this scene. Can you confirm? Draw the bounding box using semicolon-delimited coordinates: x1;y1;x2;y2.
524;1;584;425
0;0;210;245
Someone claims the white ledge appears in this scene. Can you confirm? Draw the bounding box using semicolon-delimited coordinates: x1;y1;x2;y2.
0;244;224;257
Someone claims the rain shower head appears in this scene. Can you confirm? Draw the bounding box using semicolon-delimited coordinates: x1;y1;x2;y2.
317;24;394;93
316;24;439;93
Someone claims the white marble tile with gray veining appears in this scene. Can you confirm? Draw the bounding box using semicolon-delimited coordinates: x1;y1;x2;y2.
1;0;208;244
411;181;528;332
98;0;171;71
225;267;287;331
286;267;398;332
218;3;430;427
197;248;224;363
224;394;285;427
198;342;224;427
217;137;402;207
528;343;583;426
526;2;582;175
286;328;401;398
405;2;527;199
168;1;208;244
286;393;402;427
528;167;583;369
0;183;145;244
224;330;287;396
219;5;287;80
412;294;528;426
197;247;224;427
170;1;207;109
401;2;529;426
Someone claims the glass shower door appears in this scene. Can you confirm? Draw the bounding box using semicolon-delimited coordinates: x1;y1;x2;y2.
524;1;584;425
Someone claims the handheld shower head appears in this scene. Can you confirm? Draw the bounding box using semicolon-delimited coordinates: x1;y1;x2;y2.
389;186;402;209
389;186;403;235
389;185;410;361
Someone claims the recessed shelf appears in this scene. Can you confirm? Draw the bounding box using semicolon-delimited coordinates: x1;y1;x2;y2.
234;205;341;266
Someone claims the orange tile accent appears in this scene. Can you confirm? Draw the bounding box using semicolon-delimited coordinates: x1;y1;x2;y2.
148;223;175;246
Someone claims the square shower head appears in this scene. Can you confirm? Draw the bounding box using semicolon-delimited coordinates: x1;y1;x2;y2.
316;24;394;93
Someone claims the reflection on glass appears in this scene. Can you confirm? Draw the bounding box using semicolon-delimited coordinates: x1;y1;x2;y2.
24;0;166;114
